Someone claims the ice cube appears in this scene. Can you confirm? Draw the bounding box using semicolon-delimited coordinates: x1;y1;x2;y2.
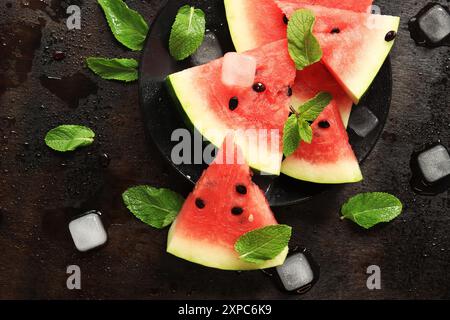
348;106;379;138
191;31;223;66
69;211;107;252
418;5;450;44
221;52;256;88
417;145;450;184
276;253;314;291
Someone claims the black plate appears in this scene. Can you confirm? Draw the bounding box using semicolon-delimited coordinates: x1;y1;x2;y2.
139;0;392;207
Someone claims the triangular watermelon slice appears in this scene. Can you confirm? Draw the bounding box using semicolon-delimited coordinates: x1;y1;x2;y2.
167;40;296;175
224;0;399;103
224;0;373;53
167;136;289;270
277;2;400;103
293;63;353;127
281;100;362;183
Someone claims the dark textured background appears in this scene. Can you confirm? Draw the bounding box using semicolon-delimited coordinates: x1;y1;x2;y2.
0;0;449;300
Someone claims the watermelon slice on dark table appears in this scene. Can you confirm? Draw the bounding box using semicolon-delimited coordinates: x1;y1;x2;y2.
166;40;296;176
167;136;289;270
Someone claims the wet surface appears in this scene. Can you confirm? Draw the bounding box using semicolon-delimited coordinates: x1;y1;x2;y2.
0;0;449;299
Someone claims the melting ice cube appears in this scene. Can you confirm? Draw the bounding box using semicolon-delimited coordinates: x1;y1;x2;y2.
191;31;223;66
417;144;450;184
276;252;314;291
418;5;450;44
69;211;107;252
348;106;379;138
221;52;256;88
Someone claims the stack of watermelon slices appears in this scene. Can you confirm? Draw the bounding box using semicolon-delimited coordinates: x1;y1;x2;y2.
165;0;399;271
168;0;399;184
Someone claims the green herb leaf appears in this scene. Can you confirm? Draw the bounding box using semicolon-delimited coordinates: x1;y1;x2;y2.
169;5;206;61
341;192;403;229
98;0;149;51
298;92;332;122
287;9;322;70
235;225;292;264
86;57;138;82
298;119;313;144
283;92;331;155
122;186;185;229
283;115;301;157
45;125;95;152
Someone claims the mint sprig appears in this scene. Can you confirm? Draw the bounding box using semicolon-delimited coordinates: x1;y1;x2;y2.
287;9;322;70
45;125;95;152
86;57;138;82
283;92;332;157
122;186;185;229
98;0;149;51
341;192;403;229
235;225;292;264
169;5;206;61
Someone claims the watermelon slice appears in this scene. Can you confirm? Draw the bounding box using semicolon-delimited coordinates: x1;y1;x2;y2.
277;2;400;102
293;63;353;127
167;136;289;270
281;100;363;183
167;40;296;175
224;0;373;53
224;0;399;103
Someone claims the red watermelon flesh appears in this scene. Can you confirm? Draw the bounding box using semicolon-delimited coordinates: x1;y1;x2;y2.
224;0;373;53
167;136;288;270
277;2;400;102
281;100;362;183
293;63;353;127
284;0;373;12
167;40;296;175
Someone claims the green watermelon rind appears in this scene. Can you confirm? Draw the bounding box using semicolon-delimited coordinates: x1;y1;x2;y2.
167;219;289;270
224;0;261;53
281;156;363;184
166;73;284;175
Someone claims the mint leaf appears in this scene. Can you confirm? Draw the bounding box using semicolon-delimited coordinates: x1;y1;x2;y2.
169;5;206;61
45;125;95;152
287;9;322;70
235;225;292;264
298;119;313;144
283;115;301;157
86;57;138;82
98;0;149;51
283;92;331;155
341;192;403;229
298;92;332;122
122;186;185;229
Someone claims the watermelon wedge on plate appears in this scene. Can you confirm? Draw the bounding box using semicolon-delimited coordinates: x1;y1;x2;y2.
281;100;363;184
166;40;296;175
167;136;289;270
225;0;399;103
277;2;400;103
293;63;353;127
224;0;373;53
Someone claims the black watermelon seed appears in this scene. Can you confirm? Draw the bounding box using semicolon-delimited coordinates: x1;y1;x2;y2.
287;86;293;97
331;27;340;34
236;185;247;195
253;82;266;93
231;207;244;215
195;198;205;209
318;120;330;129
229;97;239;110
283;14;289;25
385;30;397;42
